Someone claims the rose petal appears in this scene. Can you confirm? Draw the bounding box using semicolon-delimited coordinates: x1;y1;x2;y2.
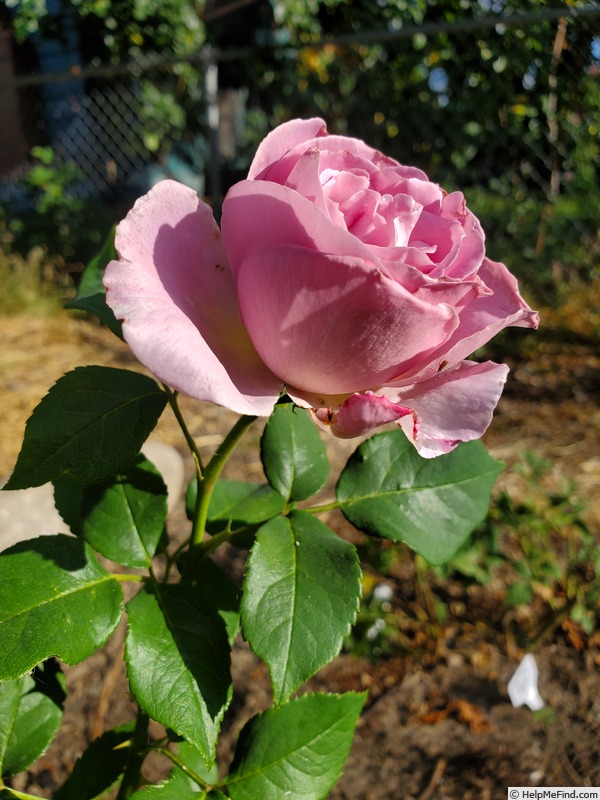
391;360;510;457
434;198;486;280
383;257;539;388
412;275;491;310
104;180;281;415
234;245;458;395
313;392;414;439
222;179;385;282
284;146;330;215
317;135;427;180
377;246;437;275
436;257;540;365
390;176;443;211
340;189;381;240
248;117;328;180
409;210;463;265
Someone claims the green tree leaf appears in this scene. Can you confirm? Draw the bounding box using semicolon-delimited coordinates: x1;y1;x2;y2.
0;684;62;776
336;432;502;565
65;228;123;337
125;584;231;765
81;455;167;567
130;742;217;799
225;692;366;800
53;723;135;800
0;536;123;680
241;511;361;705
130;785;204;800
0;663;65;777
4;367;167;491
261;403;329;501
186;478;286;534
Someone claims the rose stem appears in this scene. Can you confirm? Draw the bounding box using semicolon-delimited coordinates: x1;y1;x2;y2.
164;386;205;476
184;414;257;580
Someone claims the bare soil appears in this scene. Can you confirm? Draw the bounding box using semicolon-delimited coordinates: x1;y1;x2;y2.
1;311;599;799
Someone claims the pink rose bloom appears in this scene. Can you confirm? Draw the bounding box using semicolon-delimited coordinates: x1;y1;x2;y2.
104;118;538;457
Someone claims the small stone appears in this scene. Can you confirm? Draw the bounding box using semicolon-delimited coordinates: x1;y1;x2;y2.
0;440;185;552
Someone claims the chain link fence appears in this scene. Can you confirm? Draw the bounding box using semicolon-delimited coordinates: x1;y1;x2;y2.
1;71;159;204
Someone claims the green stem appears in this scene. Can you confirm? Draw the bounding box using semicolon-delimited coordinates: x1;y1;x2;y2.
163;537;190;582
153;747;211;791
115;711;149;800
304;499;340;514
196;524;253;558
164;386;204;476
184;414;257;579
113;573;147;583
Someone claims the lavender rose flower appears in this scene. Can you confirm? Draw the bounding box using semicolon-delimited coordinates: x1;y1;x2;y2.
104;118;538;457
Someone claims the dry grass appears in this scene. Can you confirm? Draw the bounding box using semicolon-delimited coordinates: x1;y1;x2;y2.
0;310;264;483
540;275;600;342
0;248;73;317
0;313;125;476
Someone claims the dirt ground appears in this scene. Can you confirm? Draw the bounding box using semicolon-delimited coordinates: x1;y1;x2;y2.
1;311;599;799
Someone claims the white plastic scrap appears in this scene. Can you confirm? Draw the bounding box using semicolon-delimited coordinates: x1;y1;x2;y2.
507;653;545;711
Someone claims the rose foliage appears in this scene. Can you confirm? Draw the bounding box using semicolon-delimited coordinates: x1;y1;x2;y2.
105;117;538;457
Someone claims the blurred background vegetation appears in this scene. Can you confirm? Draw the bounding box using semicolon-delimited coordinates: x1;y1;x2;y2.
0;0;599;665
0;0;598;333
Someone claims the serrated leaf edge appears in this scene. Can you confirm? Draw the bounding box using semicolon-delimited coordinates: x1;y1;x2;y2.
225;692;367;789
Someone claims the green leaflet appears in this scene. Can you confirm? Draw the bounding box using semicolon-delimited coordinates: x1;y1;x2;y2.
5;366;167;490
125;584;231;765
241;511;360;704
337;432;502;564
261;403;329;501
0;536;123;680
226;692;366;800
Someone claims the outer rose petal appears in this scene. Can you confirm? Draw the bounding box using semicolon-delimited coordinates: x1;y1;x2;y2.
104;180;281;415
313;392;413;439
433;257;540;367
235;245;458;395
304;360;507;453
385;257;540;388
392;360;510;458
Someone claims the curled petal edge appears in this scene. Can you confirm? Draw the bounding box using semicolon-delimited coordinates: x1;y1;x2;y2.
312;392;415;440
394;360;510;458
309;360;510;458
